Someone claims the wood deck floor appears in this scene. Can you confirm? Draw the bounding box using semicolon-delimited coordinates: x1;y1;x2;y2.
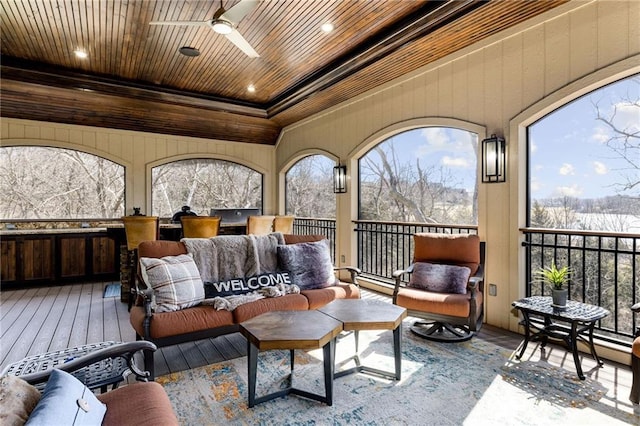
0;282;636;415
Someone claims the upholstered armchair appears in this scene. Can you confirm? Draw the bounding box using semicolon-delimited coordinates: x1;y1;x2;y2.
392;233;485;342
631;303;640;404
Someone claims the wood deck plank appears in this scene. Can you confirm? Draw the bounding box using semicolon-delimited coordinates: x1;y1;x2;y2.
29;285;73;356
67;283;94;348
49;284;84;351
1;286;59;366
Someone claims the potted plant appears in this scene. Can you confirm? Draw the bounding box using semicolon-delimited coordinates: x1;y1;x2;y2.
535;262;571;307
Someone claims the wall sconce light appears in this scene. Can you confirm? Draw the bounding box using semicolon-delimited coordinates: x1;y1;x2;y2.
333;164;347;193
481;134;506;183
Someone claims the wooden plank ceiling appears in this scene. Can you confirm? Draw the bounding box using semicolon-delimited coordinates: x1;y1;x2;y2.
0;0;568;145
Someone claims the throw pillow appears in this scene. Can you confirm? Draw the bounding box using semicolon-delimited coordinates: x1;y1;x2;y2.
140;253;204;312
204;272;292;298
408;262;471;294
0;375;41;426
25;369;106;426
277;239;337;290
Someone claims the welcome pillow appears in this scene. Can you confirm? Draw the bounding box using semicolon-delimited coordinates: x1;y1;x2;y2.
277;239;337;290
408;262;471;294
140;253;204;312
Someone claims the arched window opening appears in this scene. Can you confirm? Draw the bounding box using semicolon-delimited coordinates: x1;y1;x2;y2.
527;74;640;232
358;127;479;224
0;146;125;219
151;159;262;217
285;155;335;219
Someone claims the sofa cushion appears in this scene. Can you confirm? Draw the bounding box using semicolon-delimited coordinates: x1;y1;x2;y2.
26;369;105;426
301;283;360;310
277;239;337;290
97;382;178;426
140;254;204;312
283;234;325;244
408;262;471;294
232;294;309;323
130;305;235;339
0;375;41;426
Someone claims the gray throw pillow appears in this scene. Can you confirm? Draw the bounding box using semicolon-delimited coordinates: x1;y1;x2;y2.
408;262;471;294
277;240;337;290
140;253;204;312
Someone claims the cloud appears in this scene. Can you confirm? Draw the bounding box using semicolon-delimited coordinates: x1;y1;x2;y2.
559;163;575;175
441;156;470;168
592;161;608;175
591;126;609;143
415;127;476;157
554;184;583;197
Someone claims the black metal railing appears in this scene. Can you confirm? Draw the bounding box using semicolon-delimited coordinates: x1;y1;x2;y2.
292;217;337;262
522;228;640;345
354;220;478;283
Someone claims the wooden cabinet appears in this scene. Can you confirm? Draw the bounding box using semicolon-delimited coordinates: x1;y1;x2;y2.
0;231;118;288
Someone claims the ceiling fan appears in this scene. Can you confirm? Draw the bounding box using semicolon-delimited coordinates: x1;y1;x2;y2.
150;0;261;58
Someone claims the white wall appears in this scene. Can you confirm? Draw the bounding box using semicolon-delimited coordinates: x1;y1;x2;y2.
275;0;640;334
0;119;277;216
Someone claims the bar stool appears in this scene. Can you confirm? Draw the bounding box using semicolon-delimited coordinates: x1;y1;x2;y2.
121;216;159;310
273;215;295;233
181;216;221;238
246;215;275;235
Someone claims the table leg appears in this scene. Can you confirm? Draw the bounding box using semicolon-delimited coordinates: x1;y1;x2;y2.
247;342;259;408
323;339;335;406
516;310;531;359
587;322;604;366
570;321;585;380
393;323;402;380
354;330;359;354
290;349;295;372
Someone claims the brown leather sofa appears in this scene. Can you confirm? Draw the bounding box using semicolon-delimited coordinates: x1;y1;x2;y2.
130;234;360;379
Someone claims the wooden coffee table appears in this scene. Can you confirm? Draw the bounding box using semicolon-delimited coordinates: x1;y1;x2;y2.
239;310;342;407
318;299;407;380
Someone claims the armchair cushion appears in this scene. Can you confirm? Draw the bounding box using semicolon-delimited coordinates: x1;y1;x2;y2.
140;253;204;312
277;239;337;290
413;233;480;275
408;262;471;295
26;369;106;426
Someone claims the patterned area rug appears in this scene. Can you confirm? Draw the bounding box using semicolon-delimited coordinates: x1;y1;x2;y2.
157;321;637;425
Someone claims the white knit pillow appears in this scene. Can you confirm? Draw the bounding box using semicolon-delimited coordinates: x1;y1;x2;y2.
140;253;204;312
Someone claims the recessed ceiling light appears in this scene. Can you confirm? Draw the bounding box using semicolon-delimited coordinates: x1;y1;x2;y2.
247;84;256;93
179;46;200;57
321;22;334;33
74;49;88;59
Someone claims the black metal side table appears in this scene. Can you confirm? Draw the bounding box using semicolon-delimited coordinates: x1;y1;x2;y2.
511;296;610;380
1;341;129;392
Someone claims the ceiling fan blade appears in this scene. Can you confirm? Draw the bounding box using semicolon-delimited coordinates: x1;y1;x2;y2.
221;0;260;24
224;28;260;58
149;20;209;27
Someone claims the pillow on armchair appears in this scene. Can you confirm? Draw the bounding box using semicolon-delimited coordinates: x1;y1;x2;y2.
277;239;337;290
408;262;471;294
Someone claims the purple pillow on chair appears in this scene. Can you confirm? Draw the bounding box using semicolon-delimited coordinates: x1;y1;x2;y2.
408;262;471;294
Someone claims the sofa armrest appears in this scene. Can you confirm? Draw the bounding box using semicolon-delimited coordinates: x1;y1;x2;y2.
334;266;361;286
17;341;157;387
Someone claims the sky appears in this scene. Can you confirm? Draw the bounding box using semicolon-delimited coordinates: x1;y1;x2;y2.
529;75;639;200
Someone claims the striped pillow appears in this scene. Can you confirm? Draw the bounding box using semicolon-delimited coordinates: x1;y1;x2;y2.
140;254;204;312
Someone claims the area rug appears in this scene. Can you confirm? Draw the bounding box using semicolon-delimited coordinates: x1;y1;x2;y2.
102;283;121;298
157;321;638;425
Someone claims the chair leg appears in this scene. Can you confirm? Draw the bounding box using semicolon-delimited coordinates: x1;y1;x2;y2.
127;249;138;312
410;320;474;343
631;353;640;404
